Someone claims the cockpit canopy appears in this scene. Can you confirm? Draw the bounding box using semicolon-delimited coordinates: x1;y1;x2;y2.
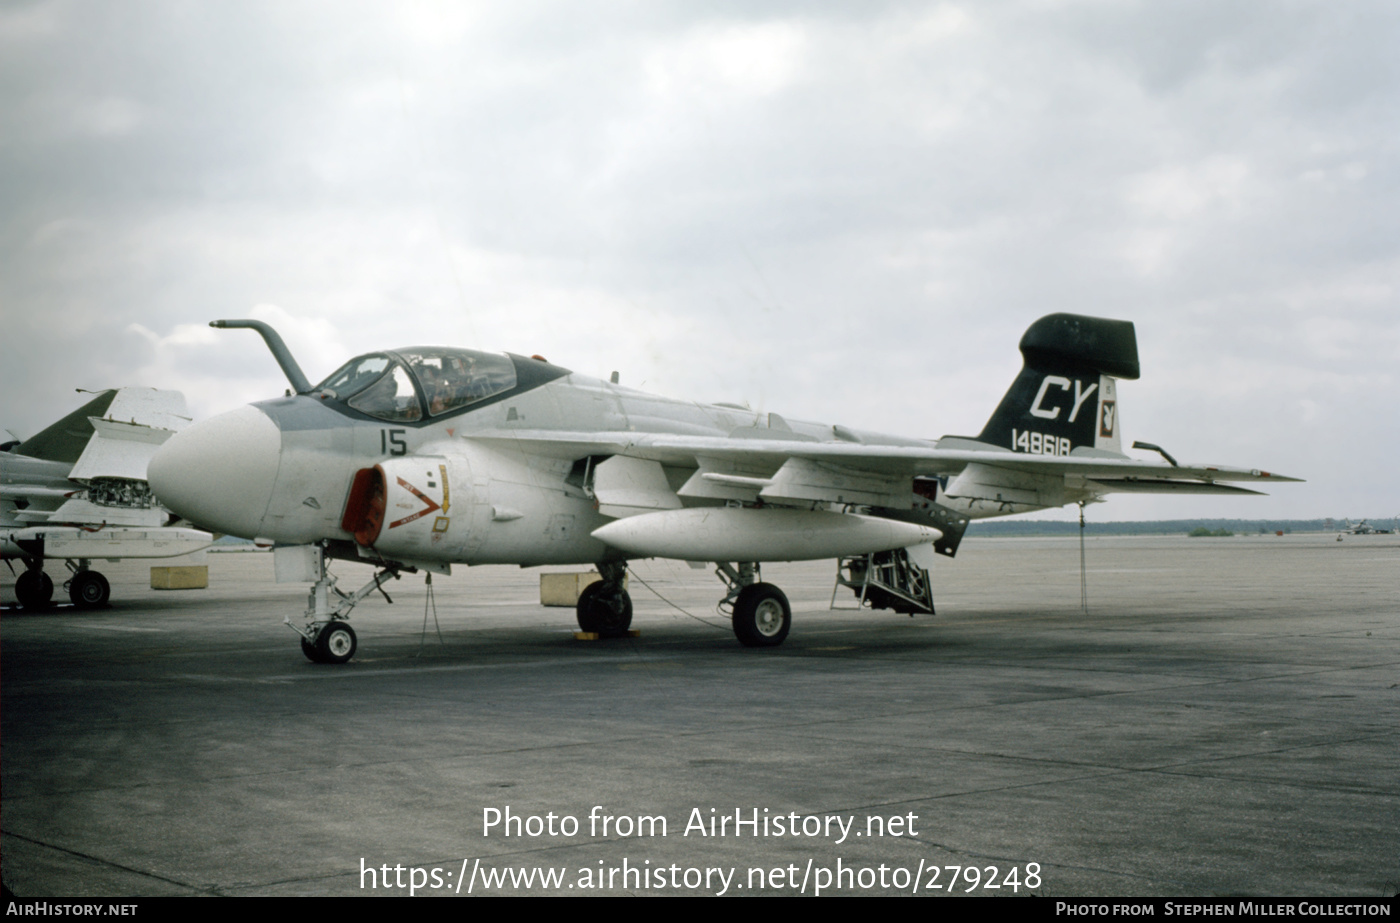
313;348;518;422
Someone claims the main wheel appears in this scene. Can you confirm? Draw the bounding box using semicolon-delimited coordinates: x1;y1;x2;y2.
69;571;111;608
732;583;791;647
301;636;323;663
314;621;357;664
576;581;633;637
16;570;54;609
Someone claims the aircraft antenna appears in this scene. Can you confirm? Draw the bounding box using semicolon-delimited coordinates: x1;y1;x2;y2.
625;566;730;632
414;572;446;657
1078;501;1089;614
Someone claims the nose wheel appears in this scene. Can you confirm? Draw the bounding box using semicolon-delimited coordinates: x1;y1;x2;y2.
302;620;358;664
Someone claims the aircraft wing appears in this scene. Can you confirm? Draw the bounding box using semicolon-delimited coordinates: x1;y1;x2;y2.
7;388;193;529
465;429;1299;512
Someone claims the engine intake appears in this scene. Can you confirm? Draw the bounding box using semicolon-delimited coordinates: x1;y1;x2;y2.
340;456;468;558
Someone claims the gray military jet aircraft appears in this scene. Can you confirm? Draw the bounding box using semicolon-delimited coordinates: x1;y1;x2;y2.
4;388;213;608
1340;519;1392;535
147;314;1298;663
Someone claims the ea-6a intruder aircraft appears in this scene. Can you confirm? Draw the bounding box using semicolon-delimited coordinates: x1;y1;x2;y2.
4;388;213;608
147;314;1298;663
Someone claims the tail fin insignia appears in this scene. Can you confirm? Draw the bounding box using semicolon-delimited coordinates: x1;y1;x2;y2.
978;314;1137;455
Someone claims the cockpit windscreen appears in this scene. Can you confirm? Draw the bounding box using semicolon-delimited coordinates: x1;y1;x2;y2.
347;364;422;422
311;348;518;422
400;349;517;417
314;355;390;400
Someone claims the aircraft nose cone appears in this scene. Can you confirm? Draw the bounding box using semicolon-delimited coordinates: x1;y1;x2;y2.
149;405;281;538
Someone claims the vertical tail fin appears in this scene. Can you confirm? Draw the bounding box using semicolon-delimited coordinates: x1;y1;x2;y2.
976;314;1140;456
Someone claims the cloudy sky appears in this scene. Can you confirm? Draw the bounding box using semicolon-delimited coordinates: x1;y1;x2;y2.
3;1;1396;521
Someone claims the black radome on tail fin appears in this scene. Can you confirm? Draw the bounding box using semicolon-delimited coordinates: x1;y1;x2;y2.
977;314;1139;456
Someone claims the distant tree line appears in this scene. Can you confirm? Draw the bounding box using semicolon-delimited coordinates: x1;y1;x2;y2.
964;519;1337;537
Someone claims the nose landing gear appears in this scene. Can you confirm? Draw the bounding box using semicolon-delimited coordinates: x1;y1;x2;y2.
287;543;399;664
302;620;358;664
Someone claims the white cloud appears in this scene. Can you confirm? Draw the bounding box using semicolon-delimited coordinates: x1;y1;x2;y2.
68;95;148;137
644;20;806;105
388;0;482;47
1126;157;1254;220
0;2;61;40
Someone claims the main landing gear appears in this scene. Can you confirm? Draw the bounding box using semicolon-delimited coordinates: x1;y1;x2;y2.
715;562;791;647
290;544;400;664
575;560;791;647
10;559;111;610
576;561;632;637
66;560;111;609
15;564;54;609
